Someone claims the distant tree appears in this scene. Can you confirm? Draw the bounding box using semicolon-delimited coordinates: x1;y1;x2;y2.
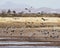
37;12;40;14
19;11;24;14
1;10;6;14
1;10;7;17
7;9;11;14
13;10;16;14
41;11;44;15
12;10;16;16
18;11;24;17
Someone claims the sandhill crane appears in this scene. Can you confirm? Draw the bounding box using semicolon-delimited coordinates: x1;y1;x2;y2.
41;18;48;21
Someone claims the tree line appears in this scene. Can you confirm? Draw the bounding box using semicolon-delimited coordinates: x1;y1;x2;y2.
0;8;60;17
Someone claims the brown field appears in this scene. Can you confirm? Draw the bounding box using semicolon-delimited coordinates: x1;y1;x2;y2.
0;17;60;42
0;17;60;28
0;17;60;46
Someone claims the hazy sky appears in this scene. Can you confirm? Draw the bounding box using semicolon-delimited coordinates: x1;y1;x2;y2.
0;0;60;9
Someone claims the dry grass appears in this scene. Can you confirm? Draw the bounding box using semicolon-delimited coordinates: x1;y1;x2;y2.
0;17;60;28
0;17;60;42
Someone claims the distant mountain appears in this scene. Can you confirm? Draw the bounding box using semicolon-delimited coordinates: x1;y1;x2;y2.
32;7;56;13
29;7;60;13
19;7;60;13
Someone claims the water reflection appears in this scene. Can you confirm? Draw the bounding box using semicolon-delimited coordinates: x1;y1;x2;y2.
0;46;60;48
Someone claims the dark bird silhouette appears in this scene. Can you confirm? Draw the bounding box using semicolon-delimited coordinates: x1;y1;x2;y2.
41;18;48;21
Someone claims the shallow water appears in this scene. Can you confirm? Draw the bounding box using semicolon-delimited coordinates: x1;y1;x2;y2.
0;41;51;44
0;46;60;48
0;41;59;48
